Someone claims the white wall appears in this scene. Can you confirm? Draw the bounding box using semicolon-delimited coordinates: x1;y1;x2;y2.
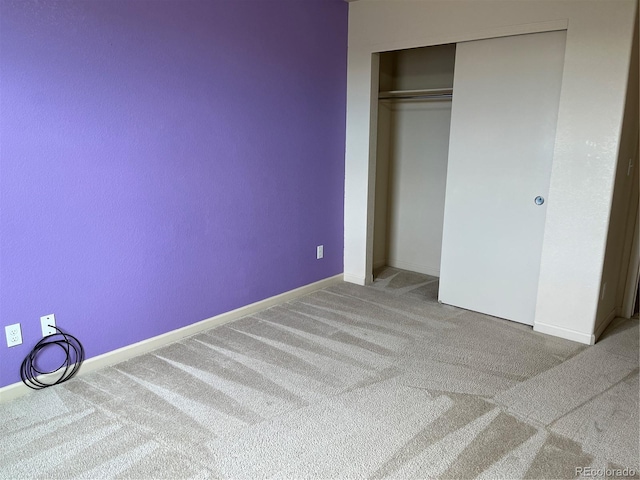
596;14;639;336
344;0;638;344
373;101;391;268
384;101;451;275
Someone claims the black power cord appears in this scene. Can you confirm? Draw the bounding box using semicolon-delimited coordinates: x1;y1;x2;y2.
20;325;85;390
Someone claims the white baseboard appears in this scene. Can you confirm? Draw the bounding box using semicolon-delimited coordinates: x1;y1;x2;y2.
387;259;440;277
343;273;367;285
533;321;595;345
0;274;344;403
593;308;617;343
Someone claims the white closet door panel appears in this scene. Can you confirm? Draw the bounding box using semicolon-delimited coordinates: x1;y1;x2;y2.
439;31;566;325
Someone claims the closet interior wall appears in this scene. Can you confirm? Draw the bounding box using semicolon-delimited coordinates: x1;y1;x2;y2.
373;44;456;277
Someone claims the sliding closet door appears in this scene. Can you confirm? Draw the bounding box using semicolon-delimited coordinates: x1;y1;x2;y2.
438;31;566;325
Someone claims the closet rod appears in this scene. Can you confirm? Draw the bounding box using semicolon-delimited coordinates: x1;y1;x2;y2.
378;88;453;101
378;93;452;101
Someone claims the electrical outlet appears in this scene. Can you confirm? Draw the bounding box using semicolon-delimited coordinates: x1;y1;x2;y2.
5;323;22;347
40;314;56;337
316;245;324;259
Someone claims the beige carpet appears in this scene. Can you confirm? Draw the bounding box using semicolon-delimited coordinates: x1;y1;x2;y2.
1;267;638;479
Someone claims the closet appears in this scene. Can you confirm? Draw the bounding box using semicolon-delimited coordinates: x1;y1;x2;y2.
372;31;566;326
373;44;456;277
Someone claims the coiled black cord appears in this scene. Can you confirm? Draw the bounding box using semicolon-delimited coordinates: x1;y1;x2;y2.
20;325;85;390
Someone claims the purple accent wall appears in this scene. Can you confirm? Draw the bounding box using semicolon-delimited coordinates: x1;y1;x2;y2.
0;0;347;388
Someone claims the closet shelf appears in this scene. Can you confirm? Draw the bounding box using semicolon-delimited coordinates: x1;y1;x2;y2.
378;88;453;100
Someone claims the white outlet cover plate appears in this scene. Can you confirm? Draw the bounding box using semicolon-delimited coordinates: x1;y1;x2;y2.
316;245;324;259
5;323;22;347
41;314;56;337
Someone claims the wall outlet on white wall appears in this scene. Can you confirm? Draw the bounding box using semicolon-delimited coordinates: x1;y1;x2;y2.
316;245;324;259
41;314;56;337
5;323;22;347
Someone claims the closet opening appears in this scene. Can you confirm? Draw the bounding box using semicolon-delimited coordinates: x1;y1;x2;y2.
372;43;456;297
